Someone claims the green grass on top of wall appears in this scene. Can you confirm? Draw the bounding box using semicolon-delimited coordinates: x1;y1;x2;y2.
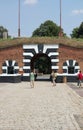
0;37;83;49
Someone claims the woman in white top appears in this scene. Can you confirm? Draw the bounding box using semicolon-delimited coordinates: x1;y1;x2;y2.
51;70;57;86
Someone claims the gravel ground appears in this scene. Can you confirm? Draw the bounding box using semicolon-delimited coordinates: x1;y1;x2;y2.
0;81;83;130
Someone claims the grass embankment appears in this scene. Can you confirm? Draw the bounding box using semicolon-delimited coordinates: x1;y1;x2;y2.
0;37;83;49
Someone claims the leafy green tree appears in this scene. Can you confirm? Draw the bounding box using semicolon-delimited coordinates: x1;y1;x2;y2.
32;20;64;37
34;56;51;74
78;22;83;38
70;27;79;38
0;26;8;39
71;22;83;38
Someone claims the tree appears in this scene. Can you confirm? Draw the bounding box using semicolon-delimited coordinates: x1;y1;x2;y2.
71;22;83;38
34;56;51;74
78;22;83;38
70;27;79;38
32;20;64;37
0;26;8;39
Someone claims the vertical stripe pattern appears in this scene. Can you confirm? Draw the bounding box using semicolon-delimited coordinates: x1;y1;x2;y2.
2;60;19;74
63;59;80;73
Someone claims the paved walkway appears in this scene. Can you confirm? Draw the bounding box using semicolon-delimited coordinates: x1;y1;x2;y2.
0;82;83;130
67;83;83;97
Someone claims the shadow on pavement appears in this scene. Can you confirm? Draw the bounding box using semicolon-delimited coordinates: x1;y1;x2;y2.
74;114;83;130
67;83;83;97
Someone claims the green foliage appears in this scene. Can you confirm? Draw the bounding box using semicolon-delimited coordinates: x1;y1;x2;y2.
0;26;8;32
0;26;8;39
34;56;51;74
78;22;83;38
70;27;79;38
71;22;83;38
32;20;64;37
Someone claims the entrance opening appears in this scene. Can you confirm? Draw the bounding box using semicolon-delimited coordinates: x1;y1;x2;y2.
31;54;51;74
8;66;14;74
68;66;74;74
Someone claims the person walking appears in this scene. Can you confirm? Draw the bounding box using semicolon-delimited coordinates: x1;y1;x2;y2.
51;70;57;86
30;70;35;88
77;70;83;87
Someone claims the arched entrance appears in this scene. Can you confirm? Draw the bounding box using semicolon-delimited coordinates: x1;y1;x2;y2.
31;53;51;74
23;44;59;81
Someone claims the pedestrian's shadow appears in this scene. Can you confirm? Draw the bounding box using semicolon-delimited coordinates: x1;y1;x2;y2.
67;83;81;90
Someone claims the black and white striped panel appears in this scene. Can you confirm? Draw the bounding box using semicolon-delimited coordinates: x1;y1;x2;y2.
23;44;59;76
63;59;80;73
44;44;59;71
2;60;19;74
23;44;38;76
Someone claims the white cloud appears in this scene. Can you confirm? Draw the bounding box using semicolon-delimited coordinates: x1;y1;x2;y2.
72;9;83;15
24;0;38;5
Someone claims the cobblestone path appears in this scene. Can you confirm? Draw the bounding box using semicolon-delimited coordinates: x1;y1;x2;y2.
0;82;83;130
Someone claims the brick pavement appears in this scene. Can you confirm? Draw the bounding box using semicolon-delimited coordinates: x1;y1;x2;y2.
0;82;83;130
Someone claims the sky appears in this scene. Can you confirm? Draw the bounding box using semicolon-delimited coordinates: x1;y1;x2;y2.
0;0;83;37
